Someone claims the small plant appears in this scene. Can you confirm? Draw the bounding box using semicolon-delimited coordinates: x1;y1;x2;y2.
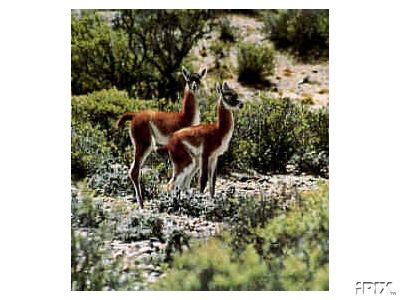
283;68;293;77
71;120;112;179
87;159;132;197
219;17;235;42
318;88;329;94
237;43;275;84
164;229;191;264
113;211;165;243
300;93;314;105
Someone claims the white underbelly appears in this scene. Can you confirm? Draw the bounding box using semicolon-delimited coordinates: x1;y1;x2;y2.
149;122;169;146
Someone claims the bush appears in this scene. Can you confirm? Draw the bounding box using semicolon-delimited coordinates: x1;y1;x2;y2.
71;120;112;179
220;95;329;177
153;239;269;290
152;183;328;291
264;9;329;60
237;43;275;84
219;17;236;42
72;88;155;135
258;184;329;290
87;160;132;196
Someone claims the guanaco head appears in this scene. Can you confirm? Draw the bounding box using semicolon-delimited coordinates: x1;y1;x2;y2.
182;66;207;92
216;82;243;110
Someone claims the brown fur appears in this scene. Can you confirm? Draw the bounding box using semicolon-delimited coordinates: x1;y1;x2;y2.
116;89;199;208
165;100;237;196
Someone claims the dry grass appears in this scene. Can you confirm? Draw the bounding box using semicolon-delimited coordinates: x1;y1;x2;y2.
300;93;314;105
318;88;329;94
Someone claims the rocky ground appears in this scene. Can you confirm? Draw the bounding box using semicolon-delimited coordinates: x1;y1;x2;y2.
74;172;326;288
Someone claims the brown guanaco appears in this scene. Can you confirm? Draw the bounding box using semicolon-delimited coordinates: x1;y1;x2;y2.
162;82;243;197
116;66;207;208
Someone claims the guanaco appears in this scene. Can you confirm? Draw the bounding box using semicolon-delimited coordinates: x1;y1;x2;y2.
116;66;207;208
162;82;243;197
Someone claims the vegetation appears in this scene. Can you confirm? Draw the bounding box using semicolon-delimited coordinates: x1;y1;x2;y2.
264;9;329;60
237;43;276;84
72;10;213;100
153;184;328;290
71;191;144;290
71;9;329;291
72;89;328;182
218;17;236;42
223;96;329;177
71;120;112;179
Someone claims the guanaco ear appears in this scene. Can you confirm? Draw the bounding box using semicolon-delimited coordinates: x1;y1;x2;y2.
222;81;230;90
216;82;222;95
199;67;207;79
182;66;190;82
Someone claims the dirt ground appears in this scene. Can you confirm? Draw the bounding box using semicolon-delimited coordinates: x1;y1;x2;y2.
190;14;329;109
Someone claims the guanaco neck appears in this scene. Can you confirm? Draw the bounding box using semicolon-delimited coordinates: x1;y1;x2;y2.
217;98;234;136
181;88;199;125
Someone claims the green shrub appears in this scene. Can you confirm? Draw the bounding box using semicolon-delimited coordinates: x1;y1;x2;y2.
264;9;329;60
152;184;328;291
153;239;269;290
220;95;329;177
113;211;164;243
72;10;213;100
219;17;236;42
258;184;329;290
71;224;143;290
71;120;112;179
72;88;153;134
87;160;132;196
71;11;134;96
71;190;107;228
237;43;275;84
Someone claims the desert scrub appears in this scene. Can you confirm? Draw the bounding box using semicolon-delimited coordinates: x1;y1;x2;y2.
72;10;213;100
152;239;269;290
237;43;275;84
71;120;113;179
71;192;144;290
72;186;166;242
220;94;329;177
258;183;329;290
87;159;167;199
263;9;329;61
218;17;236;42
71;88;159;136
71;88;181;177
71;224;144;290
151;183;328;291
